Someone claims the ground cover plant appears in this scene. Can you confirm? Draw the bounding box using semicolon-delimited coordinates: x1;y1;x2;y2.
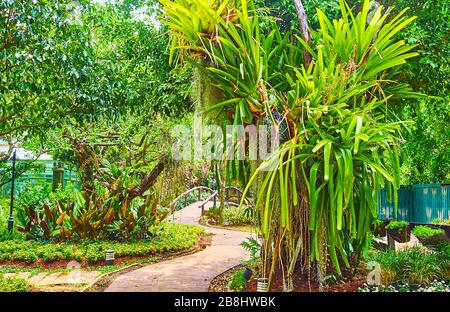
366;244;450;285
0;223;204;264
412;226;445;238
228;268;248;292
358;280;450;292
222;205;254;226
0;274;34;292
412;225;447;246
433;219;450;226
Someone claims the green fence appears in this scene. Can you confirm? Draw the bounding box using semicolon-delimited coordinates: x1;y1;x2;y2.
0;160;79;198
378;184;450;224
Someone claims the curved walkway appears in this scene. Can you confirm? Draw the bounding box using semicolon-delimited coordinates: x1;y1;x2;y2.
105;202;252;292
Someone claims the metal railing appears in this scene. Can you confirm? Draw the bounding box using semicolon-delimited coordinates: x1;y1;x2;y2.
198;186;252;214
168;186;215;211
168;185;252;215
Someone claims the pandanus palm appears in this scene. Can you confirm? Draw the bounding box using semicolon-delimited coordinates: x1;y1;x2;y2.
161;0;422;287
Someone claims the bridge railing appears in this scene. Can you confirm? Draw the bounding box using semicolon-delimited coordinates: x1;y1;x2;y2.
168;185;252;215
198;186;252;214
168;186;215;211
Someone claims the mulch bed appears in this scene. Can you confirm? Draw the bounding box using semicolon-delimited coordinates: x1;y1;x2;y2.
210;264;366;292
209;264;246;292
246;273;366;292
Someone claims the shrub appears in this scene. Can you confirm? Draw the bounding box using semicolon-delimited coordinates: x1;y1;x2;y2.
413;226;448;246
432;219;450;225
228;269;247;292
14;185;169;241
372;220;387;237
412;226;445;238
386;221;409;231
0;198;25;242
0;274;33;292
222;205;254;226
203;206;221;222
367;247;450;285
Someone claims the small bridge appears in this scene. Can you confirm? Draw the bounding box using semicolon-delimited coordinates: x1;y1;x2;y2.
168;186;252;214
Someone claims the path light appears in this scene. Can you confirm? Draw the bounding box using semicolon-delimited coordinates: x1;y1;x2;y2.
8;151;17;232
105;250;115;265
256;277;269;292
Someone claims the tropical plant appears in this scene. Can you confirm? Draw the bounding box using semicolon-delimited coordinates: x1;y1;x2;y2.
386;221;409;232
107;194;170;240
14;178;171;240
372;219;387;237
228;268;248;292
367;247;450;285
240;237;261;261
412;226;445;238
412;225;447;246
162;0;422;288
223;205;254;225
0;223;204;263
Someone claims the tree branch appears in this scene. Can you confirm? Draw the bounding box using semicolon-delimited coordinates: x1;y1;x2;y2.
127;154;169;201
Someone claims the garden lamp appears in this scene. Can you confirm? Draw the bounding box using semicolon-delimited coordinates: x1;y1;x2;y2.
8;150;16;232
105;250;115;265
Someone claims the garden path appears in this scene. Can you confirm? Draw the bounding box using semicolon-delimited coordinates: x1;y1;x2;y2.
105;201;252;292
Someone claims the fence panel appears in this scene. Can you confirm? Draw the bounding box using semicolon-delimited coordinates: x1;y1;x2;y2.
378;184;450;224
412;184;450;224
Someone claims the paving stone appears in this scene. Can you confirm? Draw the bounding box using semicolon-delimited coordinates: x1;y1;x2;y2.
38;273;66;286
105;202;252;292
27;272;49;284
16;272;32;280
64;271;101;285
2;270;101;287
39;271;101;285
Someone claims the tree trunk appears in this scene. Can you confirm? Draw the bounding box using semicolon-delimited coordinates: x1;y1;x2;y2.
292;0;312;68
127;154;169;200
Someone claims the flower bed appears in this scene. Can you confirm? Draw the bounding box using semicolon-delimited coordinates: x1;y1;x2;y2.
0;274;34;292
0;223;204;264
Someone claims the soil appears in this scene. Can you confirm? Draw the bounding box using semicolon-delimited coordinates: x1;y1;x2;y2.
210;264;366;292
245;270;366;292
209;264;246;292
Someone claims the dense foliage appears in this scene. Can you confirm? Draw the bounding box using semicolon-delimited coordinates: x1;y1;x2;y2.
386;221;409;231
256;0;450;184
367;245;450;285
162;0;423;288
412;226;445;238
0;274;33;292
14;183;170;241
0;0;192;186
